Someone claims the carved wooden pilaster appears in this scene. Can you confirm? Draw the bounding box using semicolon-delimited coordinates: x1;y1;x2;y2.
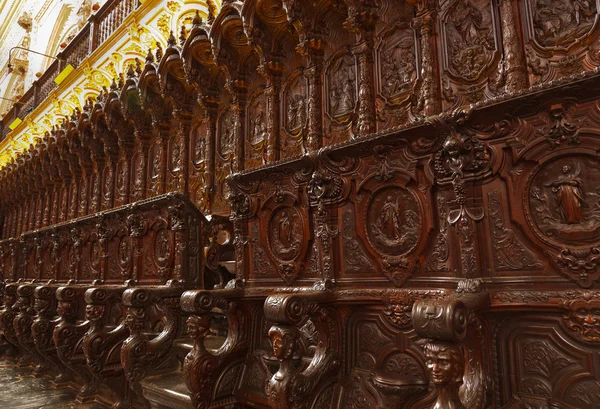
347;6;378;136
304;43;325;151
413;2;441;116
263;62;284;163
498;0;528;93
231;83;248;173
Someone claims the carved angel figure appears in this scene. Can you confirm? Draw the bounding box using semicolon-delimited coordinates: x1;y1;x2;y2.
546;163;587;224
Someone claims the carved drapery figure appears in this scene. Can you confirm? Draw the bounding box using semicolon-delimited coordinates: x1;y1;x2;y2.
546;163;586;224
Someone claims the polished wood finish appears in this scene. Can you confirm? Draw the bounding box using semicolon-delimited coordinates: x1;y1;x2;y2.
1;0;600;408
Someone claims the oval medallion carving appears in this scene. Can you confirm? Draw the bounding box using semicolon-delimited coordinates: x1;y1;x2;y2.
366;187;421;256
268;207;303;261
528;155;600;247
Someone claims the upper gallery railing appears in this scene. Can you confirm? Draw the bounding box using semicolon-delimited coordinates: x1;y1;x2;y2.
0;0;141;140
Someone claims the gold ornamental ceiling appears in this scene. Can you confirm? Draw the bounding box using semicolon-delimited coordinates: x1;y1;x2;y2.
0;0;219;169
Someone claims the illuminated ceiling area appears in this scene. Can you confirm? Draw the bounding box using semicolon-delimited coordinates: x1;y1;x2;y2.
0;0;218;169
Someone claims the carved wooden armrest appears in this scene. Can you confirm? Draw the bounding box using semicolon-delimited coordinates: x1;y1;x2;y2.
263;291;340;409
15;280;49;374
0;282;20;349
83;281;135;376
411;284;490;409
32;280;72;381
120;281;186;409
54;282;99;398
180;287;249;409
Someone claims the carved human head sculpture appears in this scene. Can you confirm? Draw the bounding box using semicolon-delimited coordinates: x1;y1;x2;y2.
423;341;465;387
85;304;105;322
186;315;211;341
268;325;299;360
563;299;600;342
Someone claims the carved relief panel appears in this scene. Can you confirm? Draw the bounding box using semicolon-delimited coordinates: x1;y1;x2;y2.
168;130;184;192
350;159;432;286
281;72;308;159
439;0;502;107
496;314;599;408
249;187;309;285
522;0;600;84
325;51;358;146
246;91;267;170
376;22;418;131
506;131;600;287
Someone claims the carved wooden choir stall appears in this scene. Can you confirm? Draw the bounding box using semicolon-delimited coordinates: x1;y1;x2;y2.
0;0;600;408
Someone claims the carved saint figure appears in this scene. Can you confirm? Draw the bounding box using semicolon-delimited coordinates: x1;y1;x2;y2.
379;195;403;240
423;341;466;409
330;58;356;117
252;111;267;143
546;163;586;224
287;94;306;131
279;211;293;248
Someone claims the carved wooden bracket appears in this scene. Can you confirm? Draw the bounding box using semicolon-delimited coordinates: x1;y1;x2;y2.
180;287;249;409
120;281;184;409
412;287;490;409
54;283;100;400
82;282;133;404
15;281;49;375
264;291;341;409
33;280;71;384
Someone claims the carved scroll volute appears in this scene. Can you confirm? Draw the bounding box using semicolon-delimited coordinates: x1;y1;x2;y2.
120;282;183;409
180;287;249;409
264;292;340;409
33;281;71;384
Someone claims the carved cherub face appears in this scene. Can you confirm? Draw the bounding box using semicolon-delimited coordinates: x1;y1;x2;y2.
562;165;571;174
424;342;464;386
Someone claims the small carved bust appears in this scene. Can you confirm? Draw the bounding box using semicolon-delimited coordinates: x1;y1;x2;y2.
268;325;298;361
423;341;466;409
186;315;210;341
85;304;105;322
